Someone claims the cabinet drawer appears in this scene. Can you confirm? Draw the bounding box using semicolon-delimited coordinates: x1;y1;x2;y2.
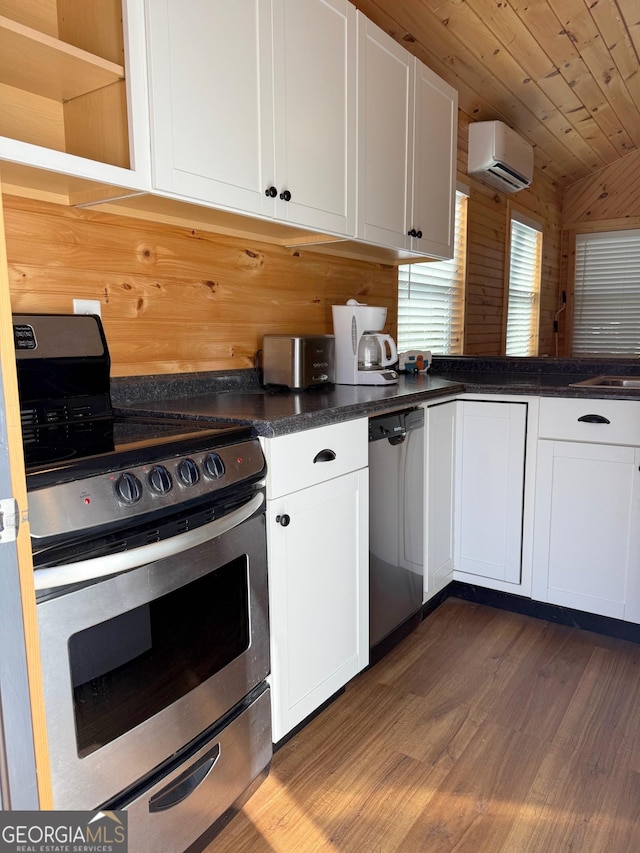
538;397;640;445
262;418;368;497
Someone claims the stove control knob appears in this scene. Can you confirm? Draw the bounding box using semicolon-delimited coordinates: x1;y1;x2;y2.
115;472;143;505
176;457;200;487
203;452;225;480
148;465;173;495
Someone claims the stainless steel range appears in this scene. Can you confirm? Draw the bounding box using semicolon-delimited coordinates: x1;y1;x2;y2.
15;314;271;853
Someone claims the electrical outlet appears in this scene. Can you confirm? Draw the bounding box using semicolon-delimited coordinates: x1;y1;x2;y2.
73;299;101;318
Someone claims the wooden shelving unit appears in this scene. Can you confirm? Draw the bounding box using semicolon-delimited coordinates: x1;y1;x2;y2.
0;0;132;184
0;15;124;102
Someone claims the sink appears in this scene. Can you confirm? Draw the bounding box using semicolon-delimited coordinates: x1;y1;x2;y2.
570;375;640;388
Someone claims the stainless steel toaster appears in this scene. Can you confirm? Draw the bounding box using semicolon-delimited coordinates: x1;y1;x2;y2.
262;335;335;390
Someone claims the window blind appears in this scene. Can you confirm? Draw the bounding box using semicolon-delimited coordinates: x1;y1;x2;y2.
505;216;542;356
397;191;468;354
573;229;640;355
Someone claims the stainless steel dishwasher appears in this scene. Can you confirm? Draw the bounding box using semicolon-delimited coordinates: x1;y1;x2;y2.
368;407;424;660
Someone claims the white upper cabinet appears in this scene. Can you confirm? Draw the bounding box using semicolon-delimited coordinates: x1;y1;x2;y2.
145;0;275;217
146;0;356;235
411;59;457;259
357;15;413;250
271;0;356;234
356;13;457;258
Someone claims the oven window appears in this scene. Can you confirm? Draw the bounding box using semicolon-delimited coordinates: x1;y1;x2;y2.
69;557;249;758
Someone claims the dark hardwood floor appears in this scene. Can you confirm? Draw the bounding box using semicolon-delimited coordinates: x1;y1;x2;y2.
205;598;640;851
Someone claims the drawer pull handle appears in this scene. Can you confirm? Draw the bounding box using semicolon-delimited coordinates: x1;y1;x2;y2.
577;414;611;424
313;449;336;463
149;743;220;812
276;514;291;527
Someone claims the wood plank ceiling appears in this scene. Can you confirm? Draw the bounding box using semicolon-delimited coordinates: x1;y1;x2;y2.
351;0;640;189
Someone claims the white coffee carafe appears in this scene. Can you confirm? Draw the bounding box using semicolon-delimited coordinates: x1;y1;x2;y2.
332;299;399;385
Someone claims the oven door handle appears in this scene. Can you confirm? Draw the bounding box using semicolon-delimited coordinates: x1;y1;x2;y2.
34;491;264;591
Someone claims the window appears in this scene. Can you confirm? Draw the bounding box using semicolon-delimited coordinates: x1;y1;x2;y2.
397;190;468;354
504;212;543;356
573;229;640;355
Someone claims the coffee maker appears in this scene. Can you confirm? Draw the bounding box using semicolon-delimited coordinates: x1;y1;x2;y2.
332;299;399;385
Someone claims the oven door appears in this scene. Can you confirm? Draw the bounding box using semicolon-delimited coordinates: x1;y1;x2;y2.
36;503;269;811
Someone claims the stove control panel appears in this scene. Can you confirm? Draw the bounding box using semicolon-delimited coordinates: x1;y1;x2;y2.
29;439;265;540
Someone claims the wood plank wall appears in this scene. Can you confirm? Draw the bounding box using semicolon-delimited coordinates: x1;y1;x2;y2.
457;112;565;357
559;148;640;355
4;195;397;377
4;108;565;376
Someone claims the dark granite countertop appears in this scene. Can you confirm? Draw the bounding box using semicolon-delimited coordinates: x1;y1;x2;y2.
430;356;640;399
431;370;640;396
116;374;464;437
112;356;640;438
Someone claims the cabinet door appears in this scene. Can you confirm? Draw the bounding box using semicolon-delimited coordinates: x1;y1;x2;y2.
410;61;457;259
455;400;527;584
424;401;456;600
272;0;356;234
532;441;640;620
267;469;368;742
145;0;275;215
356;13;412;250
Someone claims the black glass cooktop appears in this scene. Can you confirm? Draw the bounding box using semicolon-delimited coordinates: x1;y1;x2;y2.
14;314;257;491
23;416;254;488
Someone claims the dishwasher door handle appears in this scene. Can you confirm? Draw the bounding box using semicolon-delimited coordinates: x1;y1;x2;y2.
388;432;406;445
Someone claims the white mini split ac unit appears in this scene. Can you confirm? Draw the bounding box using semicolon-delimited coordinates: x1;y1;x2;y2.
467;120;534;193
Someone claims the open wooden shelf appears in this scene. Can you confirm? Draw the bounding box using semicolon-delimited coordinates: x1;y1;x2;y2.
0;0;130;171
0;15;124;102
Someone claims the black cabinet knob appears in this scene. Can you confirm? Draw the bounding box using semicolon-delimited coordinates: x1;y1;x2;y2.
275;514;291;527
408;228;417;237
265;186;278;198
279;190;292;201
416;230;423;239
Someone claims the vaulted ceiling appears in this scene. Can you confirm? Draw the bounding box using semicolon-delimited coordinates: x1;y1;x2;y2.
351;0;640;189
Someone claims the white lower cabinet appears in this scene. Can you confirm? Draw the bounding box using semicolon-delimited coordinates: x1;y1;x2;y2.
532;440;640;621
454;400;528;585
424;400;456;600
423;397;531;596
261;420;368;743
532;397;640;621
